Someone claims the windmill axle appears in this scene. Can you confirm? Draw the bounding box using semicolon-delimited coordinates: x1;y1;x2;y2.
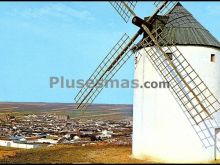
132;16;151;30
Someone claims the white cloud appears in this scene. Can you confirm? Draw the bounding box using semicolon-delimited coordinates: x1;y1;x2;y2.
7;3;95;22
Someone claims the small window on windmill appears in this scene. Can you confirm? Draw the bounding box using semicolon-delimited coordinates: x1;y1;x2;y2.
211;54;216;63
166;53;173;61
135;56;138;64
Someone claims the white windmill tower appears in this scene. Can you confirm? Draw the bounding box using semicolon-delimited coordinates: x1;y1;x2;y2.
74;1;220;163
132;2;220;163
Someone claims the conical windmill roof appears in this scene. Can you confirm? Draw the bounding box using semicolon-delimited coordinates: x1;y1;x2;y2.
135;2;220;50
164;2;220;48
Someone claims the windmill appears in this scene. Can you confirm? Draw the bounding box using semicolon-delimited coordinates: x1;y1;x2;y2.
74;1;220;162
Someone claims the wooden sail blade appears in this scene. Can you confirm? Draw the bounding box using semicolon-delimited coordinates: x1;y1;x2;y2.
74;31;141;110
153;1;179;15
109;1;137;23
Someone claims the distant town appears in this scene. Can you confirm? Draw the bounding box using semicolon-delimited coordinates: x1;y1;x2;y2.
0;103;132;149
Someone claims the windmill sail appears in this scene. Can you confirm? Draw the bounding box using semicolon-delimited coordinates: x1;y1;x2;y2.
74;32;140;110
109;1;137;23
139;27;220;124
153;1;178;15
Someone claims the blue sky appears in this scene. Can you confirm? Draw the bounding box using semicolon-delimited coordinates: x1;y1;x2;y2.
0;2;220;104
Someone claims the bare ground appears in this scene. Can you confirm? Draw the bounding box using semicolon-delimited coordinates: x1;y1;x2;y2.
0;144;156;164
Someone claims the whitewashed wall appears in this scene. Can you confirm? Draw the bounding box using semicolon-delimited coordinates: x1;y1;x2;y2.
0;140;39;149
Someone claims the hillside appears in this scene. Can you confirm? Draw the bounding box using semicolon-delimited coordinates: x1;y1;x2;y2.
0;102;133;120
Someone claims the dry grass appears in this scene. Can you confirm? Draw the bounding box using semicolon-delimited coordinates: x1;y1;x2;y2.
0;144;156;164
0;147;20;160
1;144;220;164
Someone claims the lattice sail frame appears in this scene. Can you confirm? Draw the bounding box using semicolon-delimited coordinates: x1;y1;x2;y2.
153;1;179;15
74;33;134;110
109;1;138;23
136;26;220;149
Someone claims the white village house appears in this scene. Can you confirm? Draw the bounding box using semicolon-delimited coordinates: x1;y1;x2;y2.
0;140;39;149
